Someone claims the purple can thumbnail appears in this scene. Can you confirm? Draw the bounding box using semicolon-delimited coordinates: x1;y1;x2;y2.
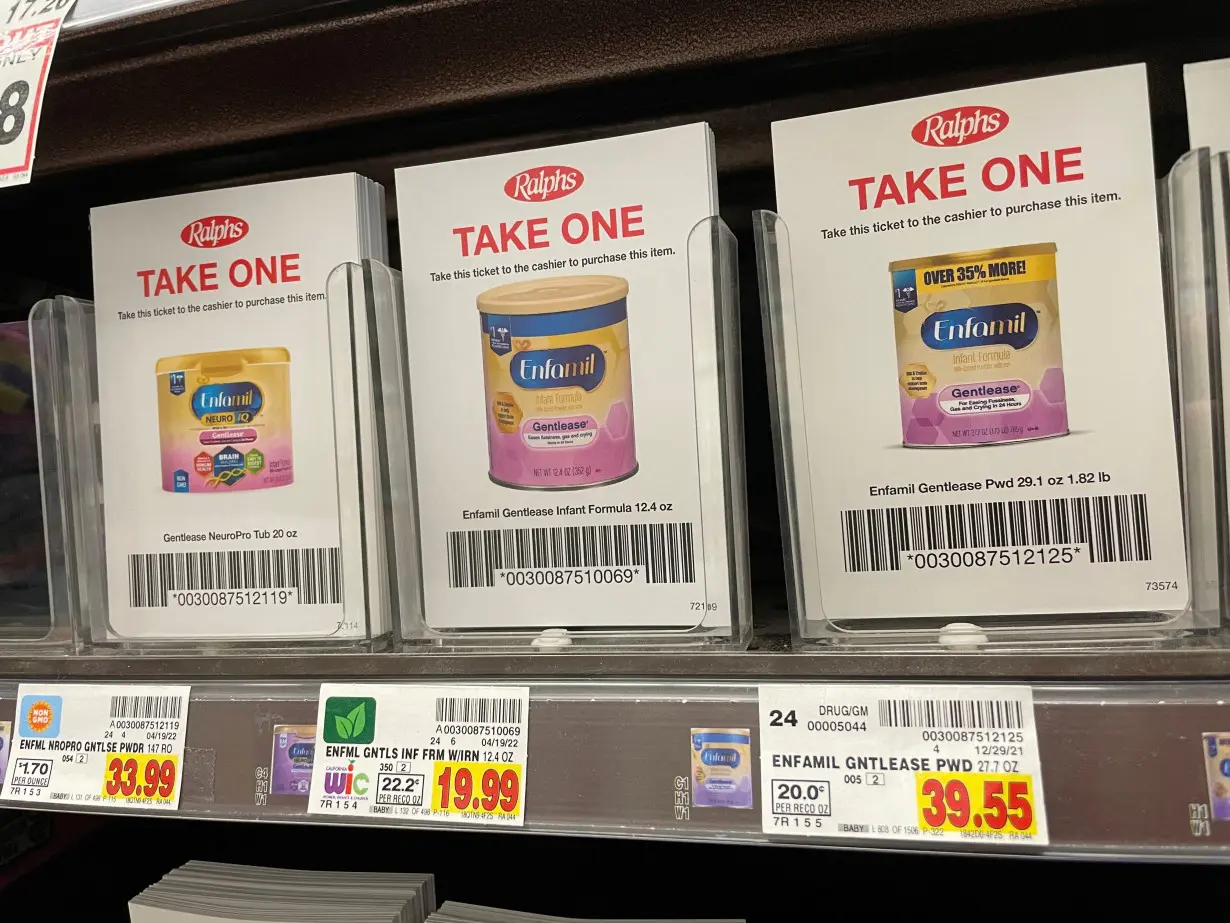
271;724;315;796
691;728;753;809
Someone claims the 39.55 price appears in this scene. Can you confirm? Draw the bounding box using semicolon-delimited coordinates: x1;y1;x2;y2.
915;772;1036;835
432;761;521;818
101;753;178;803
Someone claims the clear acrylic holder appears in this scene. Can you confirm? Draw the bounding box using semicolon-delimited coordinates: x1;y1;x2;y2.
754;206;1215;650
1166;147;1230;632
333;216;751;651
27;294;392;654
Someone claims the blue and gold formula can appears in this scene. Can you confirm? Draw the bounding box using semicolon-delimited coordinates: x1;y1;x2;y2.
478;275;637;489
155;347;292;492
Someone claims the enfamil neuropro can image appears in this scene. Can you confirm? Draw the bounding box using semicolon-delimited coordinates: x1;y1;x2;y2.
156;347;293;492
891;243;1067;447
478;275;637;489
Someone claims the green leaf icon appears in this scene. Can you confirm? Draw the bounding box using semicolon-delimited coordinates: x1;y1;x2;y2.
335;714;354;740
347;703;366;739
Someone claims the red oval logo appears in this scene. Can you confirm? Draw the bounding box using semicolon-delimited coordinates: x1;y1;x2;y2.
180;215;249;248
911;107;1008;147
504;165;584;202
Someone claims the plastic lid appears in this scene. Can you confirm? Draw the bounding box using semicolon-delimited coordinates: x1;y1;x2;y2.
889;242;1056;272
155;347;290;375
477;275;628;315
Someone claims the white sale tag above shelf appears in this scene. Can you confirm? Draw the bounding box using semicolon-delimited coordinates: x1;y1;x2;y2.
0;0;75;187
2;683;191;809
307;684;529;826
758;683;1048;845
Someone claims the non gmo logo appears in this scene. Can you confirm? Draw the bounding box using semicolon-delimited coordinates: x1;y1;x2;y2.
20;694;61;738
322;696;376;745
911;106;1008;147
181;215;249;248
504;165;583;202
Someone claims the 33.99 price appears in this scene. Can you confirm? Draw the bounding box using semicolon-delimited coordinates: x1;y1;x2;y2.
101;753;178;802
915;772;1036;835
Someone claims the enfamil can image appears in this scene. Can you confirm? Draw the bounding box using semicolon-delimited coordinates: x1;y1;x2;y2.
155;347;293;492
690;728;753;809
890;243;1067;447
478;275;637;489
1203;732;1230;821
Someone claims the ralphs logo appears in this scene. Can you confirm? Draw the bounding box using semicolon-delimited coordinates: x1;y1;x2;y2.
923;302;1037;351
911;107;1008;147
512;345;605;391
504;165;583;202
181;215;249;248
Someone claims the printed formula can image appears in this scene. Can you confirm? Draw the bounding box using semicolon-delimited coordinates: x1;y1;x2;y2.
891;243;1067;447
1204;733;1230;821
155;347;293;492
478;275;637;489
270;724;315;796
690;728;753;809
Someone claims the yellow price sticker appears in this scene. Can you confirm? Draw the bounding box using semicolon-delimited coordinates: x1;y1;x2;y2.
915;772;1038;836
431;761;523;818
101;752;179;804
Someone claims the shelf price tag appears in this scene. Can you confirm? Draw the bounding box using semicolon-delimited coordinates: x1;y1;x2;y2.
2;683;191;810
758;683;1048;845
0;0;75;187
307;684;528;827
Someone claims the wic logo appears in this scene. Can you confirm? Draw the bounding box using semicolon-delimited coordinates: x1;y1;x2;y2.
911;107;1008;147
180;215;248;248
504;165;583;202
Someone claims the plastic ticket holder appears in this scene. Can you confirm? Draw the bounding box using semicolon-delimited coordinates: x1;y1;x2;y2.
1166;148;1230;632
753;208;1210;650
339;217;752;651
27;294;393;654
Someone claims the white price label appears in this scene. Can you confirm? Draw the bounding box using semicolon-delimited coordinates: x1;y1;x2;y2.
759;683;1048;845
307;684;528;826
0;0;74;186
2;683;191;809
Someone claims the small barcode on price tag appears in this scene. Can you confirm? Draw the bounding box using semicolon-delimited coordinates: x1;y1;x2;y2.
877;698;1024;730
108;695;183;720
434;697;524;724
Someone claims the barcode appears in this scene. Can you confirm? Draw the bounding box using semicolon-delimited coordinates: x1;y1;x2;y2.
841;493;1151;572
126;547;343;607
434;697;524;725
878;698;1024;730
109;695;183;720
445;522;696;588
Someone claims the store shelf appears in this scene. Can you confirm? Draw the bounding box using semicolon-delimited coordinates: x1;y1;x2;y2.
1;674;1228;859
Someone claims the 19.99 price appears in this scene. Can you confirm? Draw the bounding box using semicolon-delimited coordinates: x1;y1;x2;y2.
433;761;521;817
915;772;1036;835
102;753;178;802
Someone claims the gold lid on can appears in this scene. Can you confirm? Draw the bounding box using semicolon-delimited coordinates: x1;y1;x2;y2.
889;242;1057;273
477;275;629;315
155;347;290;376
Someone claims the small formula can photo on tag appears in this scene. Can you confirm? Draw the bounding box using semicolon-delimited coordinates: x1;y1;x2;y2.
478;275;637;490
891;243;1067;447
270;724;316;796
1203;732;1230;821
156;347;293;492
690;728;753;809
